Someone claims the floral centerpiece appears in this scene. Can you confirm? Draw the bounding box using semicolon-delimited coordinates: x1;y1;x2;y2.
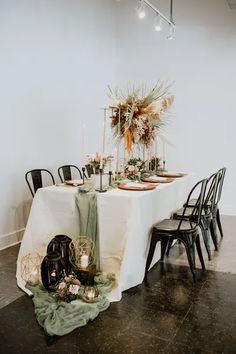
125;158;145;181
87;153;108;174
108;83;174;153
56;272;81;303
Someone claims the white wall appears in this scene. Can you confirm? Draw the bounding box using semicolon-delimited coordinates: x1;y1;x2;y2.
0;0;117;248
115;0;236;215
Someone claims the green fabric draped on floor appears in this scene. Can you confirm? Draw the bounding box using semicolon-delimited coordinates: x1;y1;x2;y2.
26;273;116;336
75;185;100;270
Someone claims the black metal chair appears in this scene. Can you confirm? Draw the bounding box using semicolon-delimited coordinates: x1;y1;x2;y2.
171;171;219;260
25;169;55;197
85;164;95;178
210;167;226;245
174;167;226;252
145;178;207;282
58;165;83;183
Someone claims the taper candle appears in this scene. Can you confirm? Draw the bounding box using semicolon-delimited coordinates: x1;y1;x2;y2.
100;109;107;169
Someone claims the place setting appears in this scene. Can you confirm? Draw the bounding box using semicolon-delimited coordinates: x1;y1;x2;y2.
61;179;84;187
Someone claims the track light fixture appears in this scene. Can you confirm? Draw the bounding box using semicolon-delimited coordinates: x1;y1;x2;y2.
137;0;146;19
137;0;175;39
154;14;162;32
167;24;175;40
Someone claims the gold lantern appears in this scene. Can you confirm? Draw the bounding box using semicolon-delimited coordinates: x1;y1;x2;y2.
69;236;95;270
21;252;42;284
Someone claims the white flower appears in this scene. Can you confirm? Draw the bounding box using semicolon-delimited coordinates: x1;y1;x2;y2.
128;165;135;172
69;284;80;295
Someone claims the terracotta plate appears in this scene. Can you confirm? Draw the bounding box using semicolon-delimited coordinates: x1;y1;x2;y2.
156;172;187;178
118;183;156;191
141;177;174;183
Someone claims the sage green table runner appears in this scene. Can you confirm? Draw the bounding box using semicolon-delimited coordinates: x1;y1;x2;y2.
26;273;115;336
75;186;100;270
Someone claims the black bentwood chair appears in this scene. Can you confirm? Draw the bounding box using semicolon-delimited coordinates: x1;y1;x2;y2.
85;164;95;178
210;167;226;242
58;165;83;183
25;169;55;197
176;167;226;251
171;171;219;260
145;179;207;282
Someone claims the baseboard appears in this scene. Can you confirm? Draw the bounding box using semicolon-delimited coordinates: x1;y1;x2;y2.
0;229;24;251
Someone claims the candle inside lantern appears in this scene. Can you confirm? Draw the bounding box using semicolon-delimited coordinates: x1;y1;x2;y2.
81;254;89;268
51;270;56;278
84;284;99;301
86;289;95;300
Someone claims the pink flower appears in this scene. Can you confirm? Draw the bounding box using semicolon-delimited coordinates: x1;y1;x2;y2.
58;281;67;290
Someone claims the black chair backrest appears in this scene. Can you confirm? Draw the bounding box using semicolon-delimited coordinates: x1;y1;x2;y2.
215;167;226;205
58;165;82;183
178;178;207;230
85;164;94;178
202;172;219;214
25;169;55;197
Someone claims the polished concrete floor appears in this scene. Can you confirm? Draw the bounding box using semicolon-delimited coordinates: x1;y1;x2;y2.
0;215;236;353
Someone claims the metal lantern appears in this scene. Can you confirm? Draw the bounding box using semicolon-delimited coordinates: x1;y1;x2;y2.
21;252;42;284
47;234;72;273
69;236;95;270
83;284;99;302
41;251;65;292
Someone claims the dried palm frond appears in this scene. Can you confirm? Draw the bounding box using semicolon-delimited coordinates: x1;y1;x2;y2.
108;82;174;152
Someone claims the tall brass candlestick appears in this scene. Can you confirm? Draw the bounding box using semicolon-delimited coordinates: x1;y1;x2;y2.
155;137;157;172
116;107;121;174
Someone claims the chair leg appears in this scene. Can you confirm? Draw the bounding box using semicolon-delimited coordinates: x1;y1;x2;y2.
161;238;169;260
180;237;196;283
216;208;224;238
166;239;173;256
210;218;218;251
199;221;211;261
145;233;159;276
195;234;205;270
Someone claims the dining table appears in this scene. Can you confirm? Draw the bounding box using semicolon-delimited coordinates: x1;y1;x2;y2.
16;174;193;302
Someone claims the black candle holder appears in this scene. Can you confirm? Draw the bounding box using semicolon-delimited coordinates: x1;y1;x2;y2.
95;168;107;193
163;160;166;171
109;171;112;186
82;167;86;184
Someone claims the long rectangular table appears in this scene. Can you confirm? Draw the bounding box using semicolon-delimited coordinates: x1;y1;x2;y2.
16;175;193;301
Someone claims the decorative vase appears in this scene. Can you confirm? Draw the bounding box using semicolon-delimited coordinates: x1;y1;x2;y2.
41;251;65;292
47;235;72;274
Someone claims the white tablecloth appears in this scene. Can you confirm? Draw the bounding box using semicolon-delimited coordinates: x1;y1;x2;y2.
17;175;193;301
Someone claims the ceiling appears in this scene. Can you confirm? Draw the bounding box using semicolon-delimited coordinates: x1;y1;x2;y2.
227;0;236;8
